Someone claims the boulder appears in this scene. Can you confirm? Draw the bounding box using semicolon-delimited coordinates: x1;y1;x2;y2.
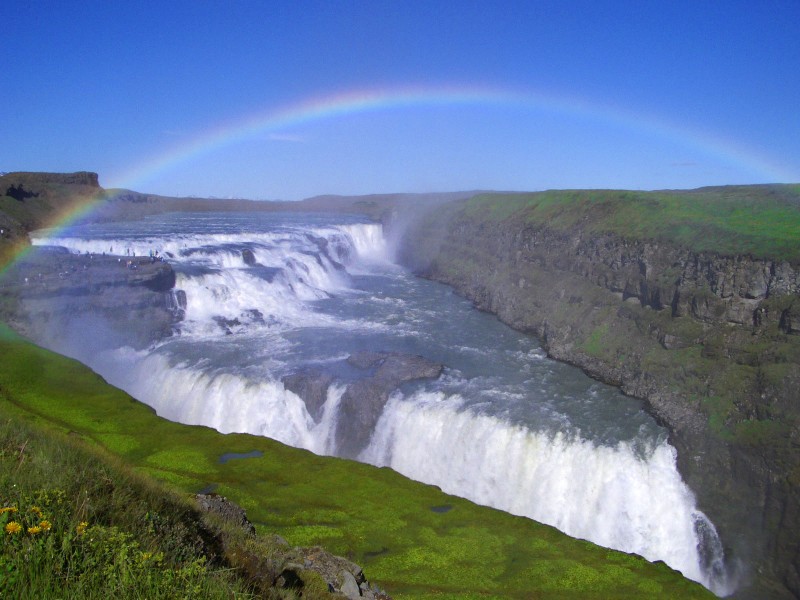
194;493;256;536
242;248;257;265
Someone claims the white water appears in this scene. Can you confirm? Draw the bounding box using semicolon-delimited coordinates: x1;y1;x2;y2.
362;392;714;583
30;212;732;595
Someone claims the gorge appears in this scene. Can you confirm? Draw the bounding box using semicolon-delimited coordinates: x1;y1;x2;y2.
1;173;798;599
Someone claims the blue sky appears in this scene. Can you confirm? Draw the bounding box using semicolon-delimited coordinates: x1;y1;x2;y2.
2;1;799;200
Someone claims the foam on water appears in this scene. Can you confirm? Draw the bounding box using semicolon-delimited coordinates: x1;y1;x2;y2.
360;391;729;593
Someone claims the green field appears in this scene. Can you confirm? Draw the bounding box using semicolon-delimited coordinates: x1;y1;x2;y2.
463;185;800;262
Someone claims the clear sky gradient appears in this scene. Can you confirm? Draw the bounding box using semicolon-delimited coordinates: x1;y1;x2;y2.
2;1;798;200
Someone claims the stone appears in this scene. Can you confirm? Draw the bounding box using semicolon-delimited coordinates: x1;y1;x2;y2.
335;352;443;458
282;369;335;422
242;248;257;265
339;569;361;599
194;493;256;535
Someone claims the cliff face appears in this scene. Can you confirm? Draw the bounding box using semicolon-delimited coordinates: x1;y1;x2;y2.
396;201;800;599
0;247;181;353
1;171;100;188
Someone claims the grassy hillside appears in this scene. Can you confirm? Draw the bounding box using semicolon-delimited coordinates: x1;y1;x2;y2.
463;185;800;261
1;417;257;599
0;325;713;599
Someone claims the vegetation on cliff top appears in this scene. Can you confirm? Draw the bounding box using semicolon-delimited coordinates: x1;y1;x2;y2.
464;185;800;262
0;325;713;598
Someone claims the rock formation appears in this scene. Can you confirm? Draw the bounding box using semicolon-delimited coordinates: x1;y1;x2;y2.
336;352;443;457
193;493;391;599
0;247;181;352
283;351;444;458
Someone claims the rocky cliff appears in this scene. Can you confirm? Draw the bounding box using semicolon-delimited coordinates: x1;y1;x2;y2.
394;189;800;599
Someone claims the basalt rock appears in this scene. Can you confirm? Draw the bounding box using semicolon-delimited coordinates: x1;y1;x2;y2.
194;493;256;536
283;369;335;422
241;248;257;265
282;352;443;457
193;494;391;599
1;171;100;188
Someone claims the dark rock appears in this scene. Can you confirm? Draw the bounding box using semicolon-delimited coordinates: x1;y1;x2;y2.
242;248;257;265
346;351;388;370
779;301;800;334
283;369;335;422
213;316;242;334
0;248;181;351
1;171;99;188
336;352;443;458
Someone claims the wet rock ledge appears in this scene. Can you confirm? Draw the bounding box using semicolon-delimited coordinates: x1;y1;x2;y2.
284;351;444;458
0;246;182;352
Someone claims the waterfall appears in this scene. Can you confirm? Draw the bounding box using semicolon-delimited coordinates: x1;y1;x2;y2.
29;213;732;595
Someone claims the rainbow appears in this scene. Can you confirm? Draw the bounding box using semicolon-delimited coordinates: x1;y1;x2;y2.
6;82;798;262
107;83;797;194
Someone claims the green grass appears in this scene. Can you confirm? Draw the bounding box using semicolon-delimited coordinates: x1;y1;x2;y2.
463;185;800;261
580;323;610;357
0;324;714;599
0;416;257;599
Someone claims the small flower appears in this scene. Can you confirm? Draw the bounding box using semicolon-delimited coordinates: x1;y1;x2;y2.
0;507;18;514
29;506;43;518
28;525;42;535
76;521;88;535
39;520;52;532
5;521;22;535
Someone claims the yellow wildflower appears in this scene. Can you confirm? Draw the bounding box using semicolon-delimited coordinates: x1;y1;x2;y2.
29;506;43;518
39;520;52;532
0;507;18;514
76;521;88;535
5;521;22;535
28;525;42;535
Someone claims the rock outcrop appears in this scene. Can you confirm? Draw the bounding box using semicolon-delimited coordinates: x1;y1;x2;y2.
0;247;181;352
283;351;443;458
195;493;256;536
336;352;443;458
193;493;391;599
396;202;800;599
1;171;100;188
283;369;335;422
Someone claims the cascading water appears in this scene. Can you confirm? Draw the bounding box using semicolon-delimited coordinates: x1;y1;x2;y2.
30;211;732;595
